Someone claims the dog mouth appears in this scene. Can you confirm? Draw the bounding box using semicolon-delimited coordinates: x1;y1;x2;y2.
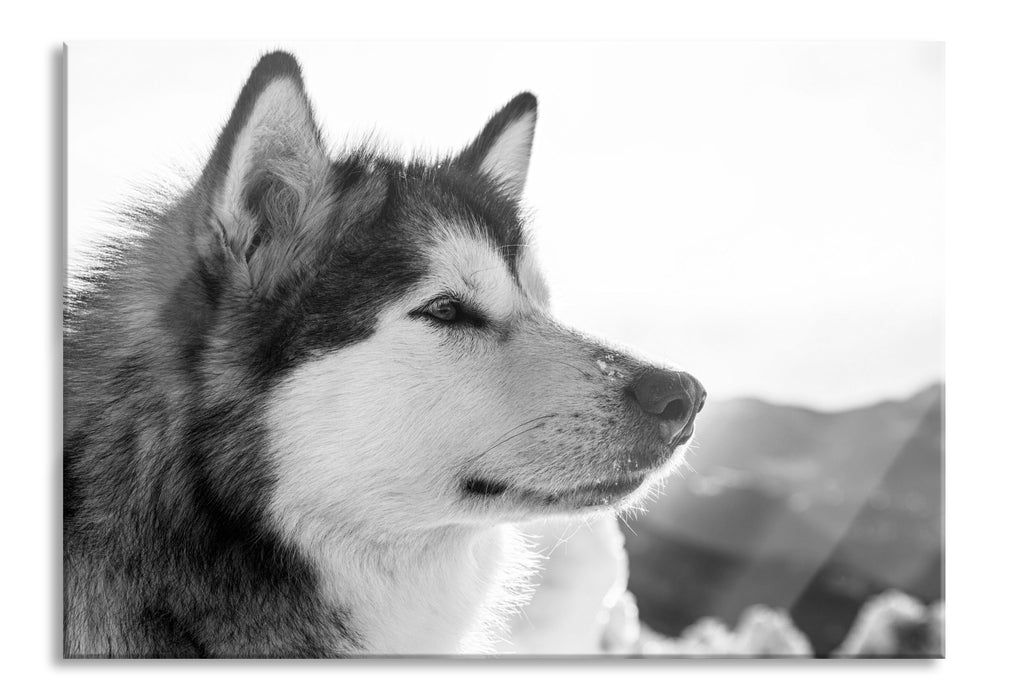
463;471;652;510
460;424;694;511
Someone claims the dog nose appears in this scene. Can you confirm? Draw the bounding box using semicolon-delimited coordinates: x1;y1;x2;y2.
628;369;705;444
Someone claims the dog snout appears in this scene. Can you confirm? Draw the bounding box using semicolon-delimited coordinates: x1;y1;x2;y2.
627;369;706;445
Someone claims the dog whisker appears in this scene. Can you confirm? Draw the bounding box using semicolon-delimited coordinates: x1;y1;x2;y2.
536;356;593;380
459;414;557;472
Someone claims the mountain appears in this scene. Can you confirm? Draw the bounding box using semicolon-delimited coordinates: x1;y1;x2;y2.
622;382;943;654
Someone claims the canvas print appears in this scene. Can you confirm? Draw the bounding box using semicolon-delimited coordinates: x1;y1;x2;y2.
63;42;943;658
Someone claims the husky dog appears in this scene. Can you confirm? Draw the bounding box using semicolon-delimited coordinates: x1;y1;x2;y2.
63;51;705;658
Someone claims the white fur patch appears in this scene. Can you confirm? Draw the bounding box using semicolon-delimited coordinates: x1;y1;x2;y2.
426;222;527;318
479;112;535;195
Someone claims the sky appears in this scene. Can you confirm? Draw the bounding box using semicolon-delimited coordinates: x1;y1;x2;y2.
67;41;943;410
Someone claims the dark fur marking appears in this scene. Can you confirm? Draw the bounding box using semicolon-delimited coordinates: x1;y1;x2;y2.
463;478;509;497
137;607;209;658
62;438;84;524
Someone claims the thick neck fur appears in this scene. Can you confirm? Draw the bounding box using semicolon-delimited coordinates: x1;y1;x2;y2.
292;521;534;655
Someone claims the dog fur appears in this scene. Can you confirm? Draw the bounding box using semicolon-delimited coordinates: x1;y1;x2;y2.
63;51;703;657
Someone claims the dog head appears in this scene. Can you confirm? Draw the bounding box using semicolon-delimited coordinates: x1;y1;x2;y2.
188;53;704;542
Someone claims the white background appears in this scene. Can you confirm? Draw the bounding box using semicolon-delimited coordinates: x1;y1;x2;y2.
3;1;1007;698
68;41;942;410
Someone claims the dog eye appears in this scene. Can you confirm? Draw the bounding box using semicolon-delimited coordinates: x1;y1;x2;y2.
425;298;459;323
413;296;487;328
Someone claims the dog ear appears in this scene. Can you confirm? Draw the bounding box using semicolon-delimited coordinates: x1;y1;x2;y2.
199;51;331;288
455;92;537;197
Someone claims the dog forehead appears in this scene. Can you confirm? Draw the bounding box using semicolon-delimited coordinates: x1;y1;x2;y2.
424;221;518;307
424;204;557;302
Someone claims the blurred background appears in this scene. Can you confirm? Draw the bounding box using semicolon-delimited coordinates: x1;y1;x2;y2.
68;41;943;656
621;382;943;655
